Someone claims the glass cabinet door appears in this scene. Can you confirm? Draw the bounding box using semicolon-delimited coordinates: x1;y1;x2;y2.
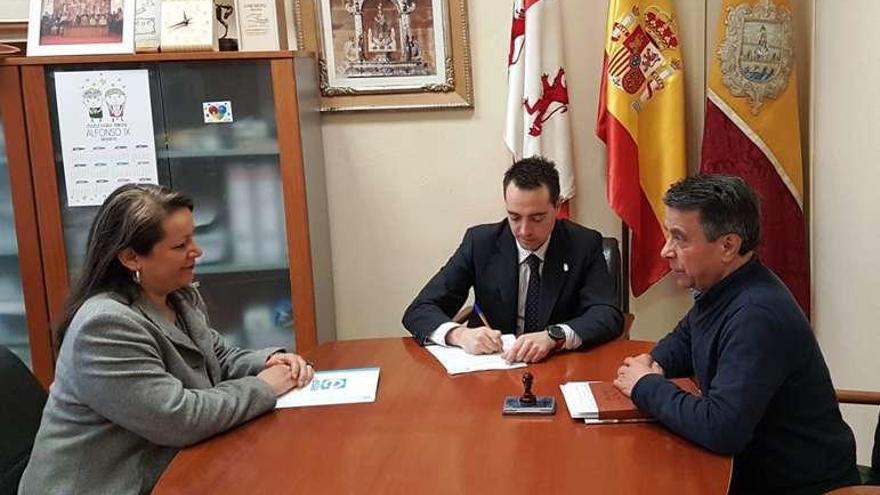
0;113;31;366
44;61;294;351
46;63;170;277
158;61;293;351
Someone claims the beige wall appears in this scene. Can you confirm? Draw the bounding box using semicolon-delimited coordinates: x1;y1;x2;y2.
274;0;875;468
322;0;811;342
323;1;706;343
322;0;880;460
813;0;880;467
321;0;880;462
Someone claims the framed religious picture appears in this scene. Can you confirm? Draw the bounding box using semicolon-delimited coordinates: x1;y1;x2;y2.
26;0;135;55
312;0;473;112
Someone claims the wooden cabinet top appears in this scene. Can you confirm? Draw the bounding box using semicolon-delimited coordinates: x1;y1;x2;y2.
0;50;315;66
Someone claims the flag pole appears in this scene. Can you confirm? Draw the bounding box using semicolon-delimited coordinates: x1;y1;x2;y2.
621;221;631;313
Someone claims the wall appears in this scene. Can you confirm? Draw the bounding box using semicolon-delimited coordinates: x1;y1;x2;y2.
813;0;880;467
322;0;705;343
321;0;811;342
322;0;880;461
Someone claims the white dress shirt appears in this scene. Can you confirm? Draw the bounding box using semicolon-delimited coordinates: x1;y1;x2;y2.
428;235;583;350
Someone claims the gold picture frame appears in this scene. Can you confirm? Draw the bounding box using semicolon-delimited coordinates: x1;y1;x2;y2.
307;0;473;112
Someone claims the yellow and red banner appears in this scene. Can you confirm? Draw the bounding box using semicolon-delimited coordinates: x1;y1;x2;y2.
597;0;687;296
700;0;809;315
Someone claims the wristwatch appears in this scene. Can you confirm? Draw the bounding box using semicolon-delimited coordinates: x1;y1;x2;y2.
547;324;566;349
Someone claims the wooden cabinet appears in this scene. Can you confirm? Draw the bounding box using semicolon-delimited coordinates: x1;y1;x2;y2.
0;51;336;386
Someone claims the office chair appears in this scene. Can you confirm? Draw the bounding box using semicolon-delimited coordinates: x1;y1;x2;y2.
601;237;634;339
453;237;635;338
0;346;47;495
826;389;880;494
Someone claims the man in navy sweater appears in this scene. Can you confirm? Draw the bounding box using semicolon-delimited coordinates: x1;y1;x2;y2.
614;175;858;494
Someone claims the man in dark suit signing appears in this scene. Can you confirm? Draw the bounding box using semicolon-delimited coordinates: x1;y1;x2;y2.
402;157;623;363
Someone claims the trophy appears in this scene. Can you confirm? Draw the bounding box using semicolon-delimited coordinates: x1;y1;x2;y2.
215;0;239;51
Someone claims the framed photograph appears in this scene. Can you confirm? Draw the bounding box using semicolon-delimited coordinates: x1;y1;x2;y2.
26;0;135;56
313;0;473;112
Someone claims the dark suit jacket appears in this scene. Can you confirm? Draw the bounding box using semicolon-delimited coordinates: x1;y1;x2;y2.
402;219;623;347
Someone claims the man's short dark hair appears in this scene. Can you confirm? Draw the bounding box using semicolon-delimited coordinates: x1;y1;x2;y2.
663;174;761;254
503;156;561;205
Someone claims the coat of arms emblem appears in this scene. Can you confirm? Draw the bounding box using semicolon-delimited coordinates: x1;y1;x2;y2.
606;5;682;112
718;0;794;114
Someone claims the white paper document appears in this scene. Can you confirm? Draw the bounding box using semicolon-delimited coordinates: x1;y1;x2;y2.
559;382;599;419
425;334;527;375
275;367;380;409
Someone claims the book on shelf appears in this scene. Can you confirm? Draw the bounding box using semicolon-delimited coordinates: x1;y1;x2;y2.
560;377;700;423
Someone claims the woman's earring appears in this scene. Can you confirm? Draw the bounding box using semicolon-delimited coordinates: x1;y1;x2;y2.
133;269;142;285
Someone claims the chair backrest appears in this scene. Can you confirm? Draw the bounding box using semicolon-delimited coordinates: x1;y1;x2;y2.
601;237;624;310
835;389;880;487
874;410;879;479
0;346;47;494
601;237;634;339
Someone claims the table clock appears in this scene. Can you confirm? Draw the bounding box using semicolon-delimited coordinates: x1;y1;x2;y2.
160;0;217;52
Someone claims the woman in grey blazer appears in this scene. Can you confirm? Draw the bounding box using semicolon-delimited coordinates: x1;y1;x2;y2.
19;184;314;494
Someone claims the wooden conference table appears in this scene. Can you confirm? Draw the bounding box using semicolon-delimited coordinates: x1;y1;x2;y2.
154;338;731;494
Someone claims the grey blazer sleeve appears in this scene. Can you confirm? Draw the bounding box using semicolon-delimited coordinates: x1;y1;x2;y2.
211;329;281;380
189;287;282;379
70;310;277;448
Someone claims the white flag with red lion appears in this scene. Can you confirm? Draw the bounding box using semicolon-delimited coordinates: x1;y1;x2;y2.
504;0;574;214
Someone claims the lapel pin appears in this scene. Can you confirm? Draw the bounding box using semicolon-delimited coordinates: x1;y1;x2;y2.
563;263;569;272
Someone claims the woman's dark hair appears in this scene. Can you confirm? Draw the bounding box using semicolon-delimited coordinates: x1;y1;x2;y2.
663;174;761;254
54;184;193;352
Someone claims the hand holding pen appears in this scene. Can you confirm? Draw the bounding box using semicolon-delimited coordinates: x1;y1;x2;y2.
445;303;503;355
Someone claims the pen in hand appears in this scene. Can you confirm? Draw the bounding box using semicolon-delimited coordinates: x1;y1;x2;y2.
474;302;491;328
474;303;503;352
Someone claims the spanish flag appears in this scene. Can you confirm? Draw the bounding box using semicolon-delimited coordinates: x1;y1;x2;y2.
597;1;687;296
701;0;809;315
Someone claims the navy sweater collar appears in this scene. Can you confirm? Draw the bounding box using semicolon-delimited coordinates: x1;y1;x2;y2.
694;255;761;311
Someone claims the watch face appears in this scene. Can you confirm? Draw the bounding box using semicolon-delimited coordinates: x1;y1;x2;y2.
548;325;565;341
